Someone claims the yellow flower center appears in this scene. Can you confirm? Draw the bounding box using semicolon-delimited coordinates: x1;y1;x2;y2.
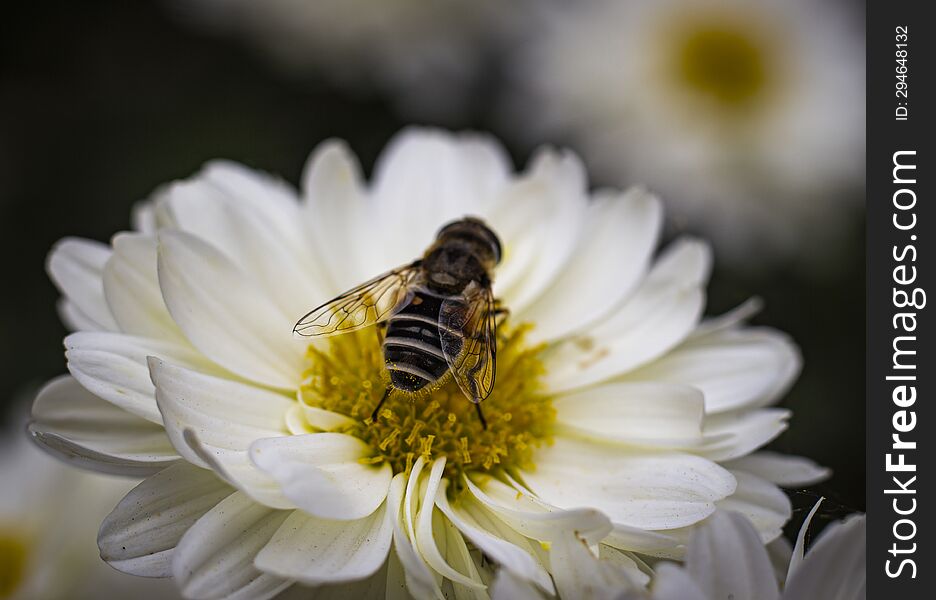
299;324;554;483
0;529;30;598
667;18;774;109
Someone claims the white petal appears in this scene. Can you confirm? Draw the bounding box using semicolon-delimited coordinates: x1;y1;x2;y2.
256;499;392;585
602;524;684;560
490;568;547;600
414;458;485;590
387;472;445;600
149;358;294;508
783;514;866;600
301;139;388;290
789;500;823;578
553;382;704;449
103;233;186;341
684;511;779;600
157;228;306;389
131;200;158;234
66;331;216;424
625;327;801;414
725;451;831;487
522;437;735;530
549;531;640;600
488;149;588;313
98;462;233;577
544;239;708;393
649;563;709;600
173;492;292;600
695;409;791;461
464;475;611;545
436;481;555;595
249;433;392;520
158;161;327;319
715;471;792;543
29;375;178;477
371;129;512;270
518;188;662;344
47;237;118;331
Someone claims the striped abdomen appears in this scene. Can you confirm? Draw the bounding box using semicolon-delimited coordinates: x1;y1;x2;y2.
383;289;458;392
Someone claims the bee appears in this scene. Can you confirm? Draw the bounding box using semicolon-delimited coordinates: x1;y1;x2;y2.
294;217;503;428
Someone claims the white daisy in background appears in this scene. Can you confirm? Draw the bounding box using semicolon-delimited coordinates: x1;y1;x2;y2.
506;0;865;268
1;404;179;600
29;128;827;599
498;501;865;600
168;0;521;119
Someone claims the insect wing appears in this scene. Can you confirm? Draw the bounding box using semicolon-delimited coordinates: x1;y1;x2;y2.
439;282;497;403
293;262;422;337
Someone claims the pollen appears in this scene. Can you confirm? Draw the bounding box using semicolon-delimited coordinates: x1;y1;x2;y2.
299;324;554;483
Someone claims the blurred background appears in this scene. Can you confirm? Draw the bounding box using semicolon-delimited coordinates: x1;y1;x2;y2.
1;1;864;593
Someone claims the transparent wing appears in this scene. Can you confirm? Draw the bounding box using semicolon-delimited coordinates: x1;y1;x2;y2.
293;262;422;337
439;281;497;404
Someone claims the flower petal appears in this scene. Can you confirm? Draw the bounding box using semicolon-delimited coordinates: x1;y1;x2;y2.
149;358;294;508
173;492;293;600
436;480;555;595
649;563;709;600
522;437;735;530
490;569;547;600
488;149;587;313
98;461;233;577
518;188;662;344
411;458;482;589
715;471;792;543
549;531;640;600
371;129;512;270
544;238;708;393
249;433;392;520
684;511;779;600
66;331;216;424
387;472;445;600
255;498;392;585
553;382;704;449
103;233;186;342
157;228;306;389
625;326;801;414
47;237;118;331
783;514;866;600
301;139;379;291
157;161;327;319
29;375;178;477
464;475;611;545
695;409;791;462
724;451;831;487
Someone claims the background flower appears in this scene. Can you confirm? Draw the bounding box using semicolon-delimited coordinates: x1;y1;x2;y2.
504;0;865;269
0;401;179;600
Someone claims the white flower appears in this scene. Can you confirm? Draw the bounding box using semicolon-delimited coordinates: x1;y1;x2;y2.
1;404;179;600
169;0;520;119
506;0;864;267
30;128;824;599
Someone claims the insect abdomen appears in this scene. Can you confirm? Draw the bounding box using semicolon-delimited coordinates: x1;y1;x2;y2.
383;289;452;392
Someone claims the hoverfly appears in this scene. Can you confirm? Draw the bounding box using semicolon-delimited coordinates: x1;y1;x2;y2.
294;217;503;428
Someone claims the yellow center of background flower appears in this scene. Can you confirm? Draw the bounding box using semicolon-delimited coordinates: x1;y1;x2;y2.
300;324;554;484
673;23;768;107
0;530;30;598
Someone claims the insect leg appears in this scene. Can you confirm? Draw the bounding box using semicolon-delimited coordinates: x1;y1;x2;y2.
475;403;488;430
368;387;393;424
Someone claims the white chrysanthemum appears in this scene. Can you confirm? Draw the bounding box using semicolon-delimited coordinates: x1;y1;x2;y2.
170;0;519;118
1;406;179;600
492;502;866;600
30;129;826;599
507;0;864;267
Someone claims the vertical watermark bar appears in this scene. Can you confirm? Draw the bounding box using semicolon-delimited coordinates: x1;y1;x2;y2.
868;0;933;596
